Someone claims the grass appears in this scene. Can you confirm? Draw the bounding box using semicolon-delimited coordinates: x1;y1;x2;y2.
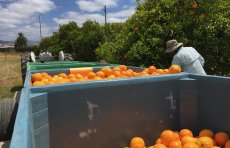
0;51;23;99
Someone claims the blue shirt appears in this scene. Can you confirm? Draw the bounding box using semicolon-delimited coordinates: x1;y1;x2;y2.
172;47;206;75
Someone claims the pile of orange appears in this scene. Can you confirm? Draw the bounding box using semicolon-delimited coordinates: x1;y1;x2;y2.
31;64;181;86
130;129;230;148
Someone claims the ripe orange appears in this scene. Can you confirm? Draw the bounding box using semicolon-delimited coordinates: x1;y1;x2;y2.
46;81;55;85
156;138;161;144
32;81;45;86
93;76;102;80
181;136;199;146
179;129;193;139
169;140;182;148
67;74;75;79
119;65;127;71
183;142;199;148
198;136;214;148
112;67;121;71
169;65;181;74
160;130;179;146
199;129;214;138
191;2;198;9
225;140;230;148
96;71;105;78
124;70;133;77
214;132;229;146
58;73;67;78
113;70;121;77
130;137;145;148
156;69;164;74
162;69;169;74
41;72;49;78
75;74;83;79
107;75;116;79
152;144;167;148
101;67;112;77
31;73;43;82
148;66;157;74
69;77;78;82
87;72;96;79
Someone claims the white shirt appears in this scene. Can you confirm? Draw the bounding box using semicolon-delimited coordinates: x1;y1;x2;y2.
172;47;206;75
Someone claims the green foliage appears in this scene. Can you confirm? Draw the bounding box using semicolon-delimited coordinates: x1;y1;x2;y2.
96;0;230;75
72;20;104;61
14;32;28;51
58;21;80;53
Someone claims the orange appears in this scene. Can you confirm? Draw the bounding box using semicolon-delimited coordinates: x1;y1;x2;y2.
151;72;160;75
32;81;45;86
96;71;105;78
181;136;200;146
214;132;229;146
41;78;49;84
54;79;66;84
107;75;116;79
163;69;169;74
113;67;121;71
139;71;149;76
152;144;167;148
169;140;182;148
179;129;193;139
156;69;164;74
53;75;59;79
148;66;157;74
130;137;145;148
75;74;84;79
113;70;121;77
124;70;133;77
58;73;67;78
93;76;102;80
156;138;161;144
160;130;179;146
169;65;181;74
31;73;43;82
191;2;198;9
199;129;214;138
101;67;113;77
198;136;214;148
67;74;75;79
119;65;127;71
183;142;200;148
87;72;96;79
212;138;217;146
46;81;55;85
41;72;49;78
225;140;230;148
69;77;78;82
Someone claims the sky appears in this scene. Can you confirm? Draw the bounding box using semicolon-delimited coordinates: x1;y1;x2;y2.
0;0;137;41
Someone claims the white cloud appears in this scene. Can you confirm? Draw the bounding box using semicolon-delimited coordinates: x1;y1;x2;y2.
107;6;135;18
0;0;55;27
53;6;136;26
76;0;117;12
0;0;55;40
0;22;52;41
53;11;104;27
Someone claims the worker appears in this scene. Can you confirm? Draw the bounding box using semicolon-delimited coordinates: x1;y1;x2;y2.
165;39;206;75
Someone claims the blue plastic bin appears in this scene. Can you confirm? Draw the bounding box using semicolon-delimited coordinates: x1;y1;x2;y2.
10;72;230;148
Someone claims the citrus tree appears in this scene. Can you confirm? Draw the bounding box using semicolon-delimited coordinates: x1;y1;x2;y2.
96;0;230;75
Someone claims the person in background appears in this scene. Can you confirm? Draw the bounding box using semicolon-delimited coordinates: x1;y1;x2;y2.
165;39;206;75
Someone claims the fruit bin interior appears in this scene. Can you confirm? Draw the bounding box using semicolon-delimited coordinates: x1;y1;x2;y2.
11;71;230;148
